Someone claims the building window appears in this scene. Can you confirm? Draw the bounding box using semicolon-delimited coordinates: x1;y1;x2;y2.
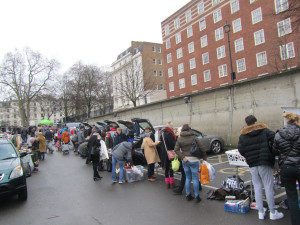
231;0;240;13
179;78;185;89
160;84;164;90
35;114;37;118
158;47;162;53
254;29;265;45
217;45;226;59
190;58;196;69
165;25;170;35
232;18;242;33
204;70;211;82
213;9;222;23
169;82;174;92
177;48;183;59
280;42;295;60
178;63;184;74
199;18;206;31
166;39;171;49
174;18;180;29
198;1;205;14
201;35;208;48
14;114;16;118
153;59;156;64
7;109;9;112
187;26;193;38
159;71;163;76
202;52;209;65
154;70;157;76
236;58;246;72
158;59;162;65
167;53;172;63
152;46;156;52
251;7;262;24
234;38;244;52
250;0;257;3
188;42;194;53
275;0;289;14
175;32;182;44
212;0;221;6
191;74;197;85
186;10;192;22
256;51;268;67
218;64;228;77
215;27;224;41
168;67;173;77
277;18;292;37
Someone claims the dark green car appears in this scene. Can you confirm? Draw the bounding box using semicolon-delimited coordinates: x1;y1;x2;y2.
0;137;28;201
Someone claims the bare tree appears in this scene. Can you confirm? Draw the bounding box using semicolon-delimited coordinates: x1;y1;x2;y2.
35;94;62;120
114;59;156;107
0;47;60;126
275;0;300;30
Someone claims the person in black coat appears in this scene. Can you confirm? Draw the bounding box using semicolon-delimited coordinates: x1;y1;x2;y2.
113;128;127;148
160;120;177;188
273;112;300;225
87;131;102;181
238;115;283;221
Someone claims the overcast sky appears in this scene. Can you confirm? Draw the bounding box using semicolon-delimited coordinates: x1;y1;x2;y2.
0;0;190;73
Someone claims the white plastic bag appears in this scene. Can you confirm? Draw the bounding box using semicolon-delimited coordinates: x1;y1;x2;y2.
100;140;109;160
203;161;216;182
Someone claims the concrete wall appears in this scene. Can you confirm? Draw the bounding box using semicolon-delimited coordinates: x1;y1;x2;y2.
88;68;300;147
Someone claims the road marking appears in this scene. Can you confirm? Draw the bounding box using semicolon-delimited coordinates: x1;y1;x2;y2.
218;167;249;176
210;161;229;166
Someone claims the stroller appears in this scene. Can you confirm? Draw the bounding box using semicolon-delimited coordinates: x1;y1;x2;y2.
61;143;70;155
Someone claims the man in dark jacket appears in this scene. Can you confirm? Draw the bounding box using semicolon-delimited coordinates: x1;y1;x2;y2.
44;127;53;153
113;128;127;148
238;115;283;220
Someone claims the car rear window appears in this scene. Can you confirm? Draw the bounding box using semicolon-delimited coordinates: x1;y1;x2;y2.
0;143;17;160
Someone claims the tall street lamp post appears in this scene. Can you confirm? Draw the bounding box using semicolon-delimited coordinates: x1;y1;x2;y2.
223;22;236;83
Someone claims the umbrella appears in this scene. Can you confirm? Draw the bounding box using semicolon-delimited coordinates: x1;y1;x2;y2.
38;119;53;125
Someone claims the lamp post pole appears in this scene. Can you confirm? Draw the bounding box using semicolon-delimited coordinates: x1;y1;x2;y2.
224;22;235;83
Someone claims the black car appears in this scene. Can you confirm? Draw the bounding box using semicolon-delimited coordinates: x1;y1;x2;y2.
0;137;28;201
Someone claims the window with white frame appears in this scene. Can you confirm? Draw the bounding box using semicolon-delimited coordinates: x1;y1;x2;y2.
275;0;289;14
202;52;209;65
159;71;163;76
174;18;180;29
199;18;206;31
188;42;195;53
218;64;228;77
169;82;174;92
212;0;220;6
256;51;268;67
231;0;240;14
234;38;244;52
186;10;192;22
204;70;211;82
251;7;262;24
168;67;173;77
158;47;161;53
254;29;265;45
201;35;208;48
154;70;157;76
153;59;156;64
215;27;224;41
190;58;196;69
236;58;246;72
280;42;295;60
179;78;185;89
178;63;184;74
177;48;183;59
187;25;193;38
232;18;242;33
152;46;156;52
160;84;164;90
277;18;292;37
191;74;197;85
175;32;182;44
198;1;205;14
167;53;172;63
165;25;170;35
166;39;171;49
213;9;222;23
158;59;162;65
250;0;257;3
217;45;226;59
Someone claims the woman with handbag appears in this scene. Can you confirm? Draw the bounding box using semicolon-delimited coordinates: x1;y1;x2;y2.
174;124;207;202
273;112;300;225
160;120;177;188
87;130;102;181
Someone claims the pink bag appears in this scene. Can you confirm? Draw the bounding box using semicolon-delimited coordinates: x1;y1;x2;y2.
55;141;61;148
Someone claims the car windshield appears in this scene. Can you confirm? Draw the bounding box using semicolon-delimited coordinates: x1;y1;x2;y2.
0;143;17;160
138;122;151;130
66;123;81;128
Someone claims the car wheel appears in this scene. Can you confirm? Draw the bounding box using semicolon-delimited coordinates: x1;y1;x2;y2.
18;187;28;201
210;141;222;154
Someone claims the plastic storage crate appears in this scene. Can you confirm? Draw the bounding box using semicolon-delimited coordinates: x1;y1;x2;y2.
125;165;144;183
224;198;250;214
225;149;248;167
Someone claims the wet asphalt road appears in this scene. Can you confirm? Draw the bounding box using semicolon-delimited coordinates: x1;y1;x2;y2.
0;150;291;225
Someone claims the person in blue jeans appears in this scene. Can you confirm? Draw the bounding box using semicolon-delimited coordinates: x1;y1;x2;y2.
111;141;134;184
174;124;207;202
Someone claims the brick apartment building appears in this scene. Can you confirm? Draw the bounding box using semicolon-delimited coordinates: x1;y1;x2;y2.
111;41;166;110
161;0;299;98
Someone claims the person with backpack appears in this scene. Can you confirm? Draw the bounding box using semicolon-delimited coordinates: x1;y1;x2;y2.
61;127;71;144
44;127;53;153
